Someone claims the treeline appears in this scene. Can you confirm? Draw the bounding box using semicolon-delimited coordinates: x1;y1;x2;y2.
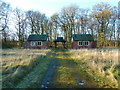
0;0;120;48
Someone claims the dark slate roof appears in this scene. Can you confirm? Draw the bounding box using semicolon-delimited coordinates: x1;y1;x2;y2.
27;34;48;41
54;37;66;42
72;34;94;41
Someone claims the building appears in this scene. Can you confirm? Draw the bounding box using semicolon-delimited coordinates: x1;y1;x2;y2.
72;34;97;49
26;34;49;49
54;37;66;48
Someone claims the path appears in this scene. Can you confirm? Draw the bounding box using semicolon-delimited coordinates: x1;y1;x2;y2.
39;50;86;88
67;53;86;88
39;52;58;88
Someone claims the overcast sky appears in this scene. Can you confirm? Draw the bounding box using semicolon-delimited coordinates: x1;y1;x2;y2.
4;0;120;17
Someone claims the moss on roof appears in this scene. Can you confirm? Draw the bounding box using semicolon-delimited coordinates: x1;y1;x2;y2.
27;34;48;41
72;34;94;41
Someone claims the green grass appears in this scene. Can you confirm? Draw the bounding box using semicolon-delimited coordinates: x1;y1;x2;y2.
2;49;52;88
2;49;119;88
16;52;53;88
51;49;119;88
50;57;77;88
69;49;119;88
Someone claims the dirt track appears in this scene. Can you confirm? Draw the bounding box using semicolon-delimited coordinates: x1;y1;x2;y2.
39;50;86;88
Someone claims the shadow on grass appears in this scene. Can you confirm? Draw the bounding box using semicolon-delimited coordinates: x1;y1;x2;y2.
49;50;88;88
49;50;106;88
50;49;119;88
2;50;52;88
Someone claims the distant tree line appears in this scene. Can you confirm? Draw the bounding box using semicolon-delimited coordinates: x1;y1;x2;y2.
0;0;120;48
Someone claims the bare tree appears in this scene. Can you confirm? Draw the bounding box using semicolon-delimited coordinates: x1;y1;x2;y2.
51;14;59;40
52;5;79;48
26;10;49;34
78;8;89;34
0;0;11;42
13;8;27;46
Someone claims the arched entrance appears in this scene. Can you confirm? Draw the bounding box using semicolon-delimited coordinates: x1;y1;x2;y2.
54;37;66;49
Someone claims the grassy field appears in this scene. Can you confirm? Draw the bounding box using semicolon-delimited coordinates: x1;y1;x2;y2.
51;49;120;88
70;49;120;88
1;48;120;88
1;49;53;88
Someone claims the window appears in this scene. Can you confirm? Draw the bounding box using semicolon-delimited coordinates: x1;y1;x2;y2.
85;41;89;46
78;41;83;46
31;42;36;46
38;41;42;46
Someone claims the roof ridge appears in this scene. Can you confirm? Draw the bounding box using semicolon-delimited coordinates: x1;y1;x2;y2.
27;34;48;41
72;34;94;41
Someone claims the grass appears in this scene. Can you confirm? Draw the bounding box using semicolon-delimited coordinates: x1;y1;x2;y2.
51;49;119;88
50;56;78;88
16;52;52;88
51;53;98;88
1;49;52;88
69;49;119;88
1;48;120;88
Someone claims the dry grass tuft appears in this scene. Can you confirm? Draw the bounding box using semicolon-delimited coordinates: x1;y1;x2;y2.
69;49;120;88
1;49;51;88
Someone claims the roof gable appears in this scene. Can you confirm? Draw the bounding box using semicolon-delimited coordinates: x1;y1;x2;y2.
72;34;94;41
27;34;48;41
54;37;66;42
